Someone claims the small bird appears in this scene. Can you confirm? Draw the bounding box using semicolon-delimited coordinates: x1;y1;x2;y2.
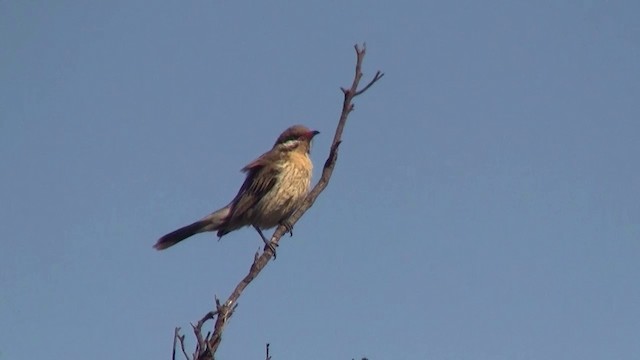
154;125;319;256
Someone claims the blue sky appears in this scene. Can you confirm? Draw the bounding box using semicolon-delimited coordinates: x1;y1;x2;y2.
1;1;639;359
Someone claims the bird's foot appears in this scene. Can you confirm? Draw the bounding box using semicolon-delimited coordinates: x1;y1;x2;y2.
265;240;279;259
280;221;294;237
253;225;279;260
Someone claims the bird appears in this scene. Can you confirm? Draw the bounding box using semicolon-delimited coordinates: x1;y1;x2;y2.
153;124;319;257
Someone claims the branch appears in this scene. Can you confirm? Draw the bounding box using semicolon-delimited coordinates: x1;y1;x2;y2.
172;327;178;360
177;43;383;359
271;43;383;250
191;310;216;359
266;343;272;360
173;327;189;360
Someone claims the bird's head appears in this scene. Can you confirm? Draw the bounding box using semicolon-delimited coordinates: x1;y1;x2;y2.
274;125;320;153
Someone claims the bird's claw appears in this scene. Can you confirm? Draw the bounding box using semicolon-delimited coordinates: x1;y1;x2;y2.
266;241;279;259
280;221;294;237
253;225;279;259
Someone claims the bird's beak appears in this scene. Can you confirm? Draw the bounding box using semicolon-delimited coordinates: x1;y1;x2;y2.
308;130;320;139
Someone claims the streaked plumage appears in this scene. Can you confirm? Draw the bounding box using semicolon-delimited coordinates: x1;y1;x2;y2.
154;125;318;251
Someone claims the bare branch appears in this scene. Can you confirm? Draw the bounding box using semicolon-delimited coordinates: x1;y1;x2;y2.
178;334;189;360
190;309;216;359
355;70;384;96
172;327;190;360
175;43;383;358
173;327;179;360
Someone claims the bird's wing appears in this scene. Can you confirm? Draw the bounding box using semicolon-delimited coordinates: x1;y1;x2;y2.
229;150;282;219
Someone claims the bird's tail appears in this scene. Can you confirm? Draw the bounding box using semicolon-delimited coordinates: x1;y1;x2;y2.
153;220;210;250
153;206;231;250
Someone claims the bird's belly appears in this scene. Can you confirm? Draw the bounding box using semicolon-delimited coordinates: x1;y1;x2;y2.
250;163;311;229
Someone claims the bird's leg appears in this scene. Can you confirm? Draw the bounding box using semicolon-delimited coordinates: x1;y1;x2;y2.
253;225;278;259
280;220;294;237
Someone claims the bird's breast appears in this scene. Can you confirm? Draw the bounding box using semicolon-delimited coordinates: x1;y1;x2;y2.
251;152;313;228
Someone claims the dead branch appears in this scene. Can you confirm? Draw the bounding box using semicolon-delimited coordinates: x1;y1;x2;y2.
174;43;383;360
172;327;189;360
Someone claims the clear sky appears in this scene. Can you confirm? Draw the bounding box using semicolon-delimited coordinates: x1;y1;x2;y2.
1;1;639;359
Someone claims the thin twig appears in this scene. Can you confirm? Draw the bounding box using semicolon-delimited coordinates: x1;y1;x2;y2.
355;70;384;96
173;327;179;360
172;327;190;360
190;309;217;360
178;334;189;360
